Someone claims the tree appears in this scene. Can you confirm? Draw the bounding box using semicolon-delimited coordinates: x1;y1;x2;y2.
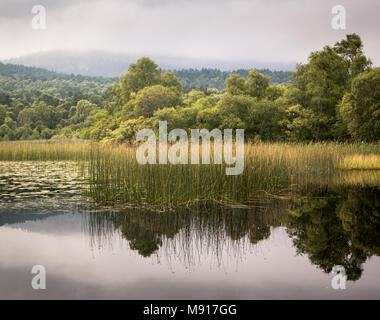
217;94;254;126
17;108;37;127
247;70;270;99
266;85;285;101
333;33;372;78
119;58;161;104
246;100;285;140
0;105;7;125
161;72;182;93
288;47;349;140
280;104;330;141
184;90;206;106
134;85;180;117
153;107;184;131
294;47;348;118
217;94;284;139
339;68;380;141
36;92;62;107
196;107;222;130
34;102;58;129
0;124;14;140
69;100;98;124
226;74;248;96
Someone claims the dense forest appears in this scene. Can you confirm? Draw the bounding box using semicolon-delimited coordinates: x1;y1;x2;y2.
173;68;292;91
0;34;379;142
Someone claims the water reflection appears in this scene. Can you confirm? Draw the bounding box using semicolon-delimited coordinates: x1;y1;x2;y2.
84;202;285;268
81;186;380;281
286;187;380;281
0;161;380;298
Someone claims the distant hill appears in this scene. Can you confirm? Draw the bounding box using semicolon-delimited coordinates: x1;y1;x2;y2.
0;61;114;108
0;61;117;83
5;50;295;76
4;51;294;90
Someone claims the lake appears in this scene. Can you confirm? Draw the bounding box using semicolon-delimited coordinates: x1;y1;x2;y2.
0;161;379;299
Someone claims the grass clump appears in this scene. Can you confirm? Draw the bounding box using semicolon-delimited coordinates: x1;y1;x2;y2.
341;154;380;170
0;139;91;161
85;142;340;209
1;140;380;210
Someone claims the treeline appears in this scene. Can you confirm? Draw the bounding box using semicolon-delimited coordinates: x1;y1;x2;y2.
173;68;292;92
0;62;114;140
0;62;118;83
0;33;379;142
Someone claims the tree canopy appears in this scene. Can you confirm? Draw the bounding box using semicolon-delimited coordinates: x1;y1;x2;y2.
0;34;377;143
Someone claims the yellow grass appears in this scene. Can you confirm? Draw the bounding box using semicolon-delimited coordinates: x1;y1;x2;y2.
341;154;380;170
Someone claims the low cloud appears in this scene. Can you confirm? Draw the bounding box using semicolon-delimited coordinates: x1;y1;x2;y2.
0;0;379;66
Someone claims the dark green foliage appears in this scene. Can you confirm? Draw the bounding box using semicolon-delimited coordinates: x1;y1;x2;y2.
0;34;377;143
174;68;292;92
0;62;113;141
340;68;380;142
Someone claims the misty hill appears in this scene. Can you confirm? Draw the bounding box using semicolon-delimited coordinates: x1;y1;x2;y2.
5;51;296;76
0;61;113;113
0;61;116;83
4;51;293;90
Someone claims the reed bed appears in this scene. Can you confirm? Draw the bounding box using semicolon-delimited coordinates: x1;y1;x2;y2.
340;154;380;170
0;139;91;161
1;140;379;210
85;142;343;209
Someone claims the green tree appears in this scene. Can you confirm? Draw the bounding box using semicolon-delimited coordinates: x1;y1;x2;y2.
247;70;270;99
339;68;380;141
196;107;222;130
34;102;58;129
161;72;182;93
119;57;161;104
0;105;8;125
246;100;285;140
36;92;62;107
153;107;184;130
218;94;254;123
333;33;372;78
184;90;206;106
289;47;349;139
69;99;98;124
281;104;330;141
17;108;36;127
226;74;248;96
266;85;285;101
134;85;180;118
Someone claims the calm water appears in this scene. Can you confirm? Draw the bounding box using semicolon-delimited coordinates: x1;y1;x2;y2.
0;162;379;299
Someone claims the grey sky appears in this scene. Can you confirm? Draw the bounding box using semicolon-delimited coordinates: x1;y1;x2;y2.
0;0;379;66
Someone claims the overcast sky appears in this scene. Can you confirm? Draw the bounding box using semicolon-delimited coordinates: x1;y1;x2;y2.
0;0;379;66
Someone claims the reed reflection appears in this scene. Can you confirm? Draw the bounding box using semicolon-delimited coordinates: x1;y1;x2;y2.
84;186;380;280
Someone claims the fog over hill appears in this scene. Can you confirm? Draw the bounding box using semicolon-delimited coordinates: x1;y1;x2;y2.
4;50;296;78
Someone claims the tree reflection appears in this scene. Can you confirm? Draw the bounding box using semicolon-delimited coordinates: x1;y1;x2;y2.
84;186;380;280
86;203;284;261
338;187;380;256
112;210;185;257
285;187;380;281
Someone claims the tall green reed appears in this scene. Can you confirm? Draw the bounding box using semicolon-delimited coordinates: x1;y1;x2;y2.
1;140;379;210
